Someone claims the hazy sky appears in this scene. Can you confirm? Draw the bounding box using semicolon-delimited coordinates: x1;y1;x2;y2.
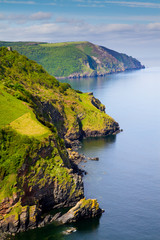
1;0;160;66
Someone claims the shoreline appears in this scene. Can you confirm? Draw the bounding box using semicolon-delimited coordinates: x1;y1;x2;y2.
55;67;145;80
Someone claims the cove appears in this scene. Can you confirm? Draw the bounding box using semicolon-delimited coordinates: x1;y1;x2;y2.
13;68;160;240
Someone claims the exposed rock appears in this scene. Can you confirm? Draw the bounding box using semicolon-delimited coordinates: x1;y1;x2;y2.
62;227;77;235
38;214;53;228
91;96;105;112
56;198;104;224
87;92;93;96
19;206;29;231
50;212;62;222
84;121;119;138
88;157;99;161
67;149;85;164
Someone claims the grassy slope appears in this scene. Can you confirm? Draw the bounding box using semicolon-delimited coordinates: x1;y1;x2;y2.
0;41;144;78
0;85;29;127
0;85;50;138
0;43;89;77
0;47;118;206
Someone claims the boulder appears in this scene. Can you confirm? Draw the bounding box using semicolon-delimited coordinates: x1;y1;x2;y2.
56;198;104;224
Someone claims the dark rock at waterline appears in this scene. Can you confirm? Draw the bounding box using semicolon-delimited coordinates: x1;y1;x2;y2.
62;227;77;235
88;157;99;161
56;198;104;224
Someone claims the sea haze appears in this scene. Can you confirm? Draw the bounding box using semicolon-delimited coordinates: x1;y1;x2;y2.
13;67;160;240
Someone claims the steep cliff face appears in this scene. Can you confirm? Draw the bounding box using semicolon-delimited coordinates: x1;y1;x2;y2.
0;128;84;236
0;47;119;237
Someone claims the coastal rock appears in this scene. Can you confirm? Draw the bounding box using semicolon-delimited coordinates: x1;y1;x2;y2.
62;227;77;235
88;157;99;161
84;121;119;138
91;96;105;112
56;198;104;224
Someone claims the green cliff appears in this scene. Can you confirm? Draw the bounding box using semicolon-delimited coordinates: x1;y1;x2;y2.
0;41;144;78
0;47;119;237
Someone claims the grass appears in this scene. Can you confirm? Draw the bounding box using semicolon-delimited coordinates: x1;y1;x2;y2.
0;85;50;139
10;112;50;138
0;86;29;127
79;93;113;131
39;41;87;47
0;174;17;202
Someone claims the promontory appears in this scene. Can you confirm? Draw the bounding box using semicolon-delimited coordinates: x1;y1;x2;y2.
0;41;145;79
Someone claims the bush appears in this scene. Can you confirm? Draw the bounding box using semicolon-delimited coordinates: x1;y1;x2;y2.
59;82;71;93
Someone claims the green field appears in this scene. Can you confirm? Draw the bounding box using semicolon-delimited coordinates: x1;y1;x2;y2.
0;86;50;138
0;86;29;127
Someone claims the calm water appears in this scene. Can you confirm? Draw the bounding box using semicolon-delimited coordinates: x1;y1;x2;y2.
14;68;160;240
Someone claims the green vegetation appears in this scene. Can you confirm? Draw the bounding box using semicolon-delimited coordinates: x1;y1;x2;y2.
0;85;29;127
0;127;40;200
0;41;144;78
10;112;50;137
0;47;118;225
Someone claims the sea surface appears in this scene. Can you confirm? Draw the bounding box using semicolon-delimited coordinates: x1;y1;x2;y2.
14;67;160;240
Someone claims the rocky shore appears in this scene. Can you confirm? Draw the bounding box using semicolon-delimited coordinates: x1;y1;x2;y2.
56;66;145;80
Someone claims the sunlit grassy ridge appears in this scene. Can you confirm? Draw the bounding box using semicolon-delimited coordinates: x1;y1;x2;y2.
0;85;29;127
0;85;50;139
10;112;50;138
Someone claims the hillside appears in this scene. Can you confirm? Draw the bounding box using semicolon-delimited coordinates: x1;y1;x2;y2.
0;41;145;78
0;47;119;237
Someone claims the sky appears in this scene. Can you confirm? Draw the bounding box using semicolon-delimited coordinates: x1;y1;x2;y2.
0;0;160;66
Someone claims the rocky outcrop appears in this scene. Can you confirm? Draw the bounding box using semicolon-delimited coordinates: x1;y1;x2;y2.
34;93;119;142
56;198;104;224
84;121;120;138
0;132;84;237
89;93;105;112
0;173;84;236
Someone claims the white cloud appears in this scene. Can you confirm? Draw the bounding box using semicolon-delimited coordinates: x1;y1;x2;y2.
0;12;52;23
30;12;52;20
148;22;160;30
55;17;85;26
26;23;60;34
75;0;160;9
0;13;5;19
0;0;36;4
0;0;56;5
1;21;160;41
104;1;160;8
